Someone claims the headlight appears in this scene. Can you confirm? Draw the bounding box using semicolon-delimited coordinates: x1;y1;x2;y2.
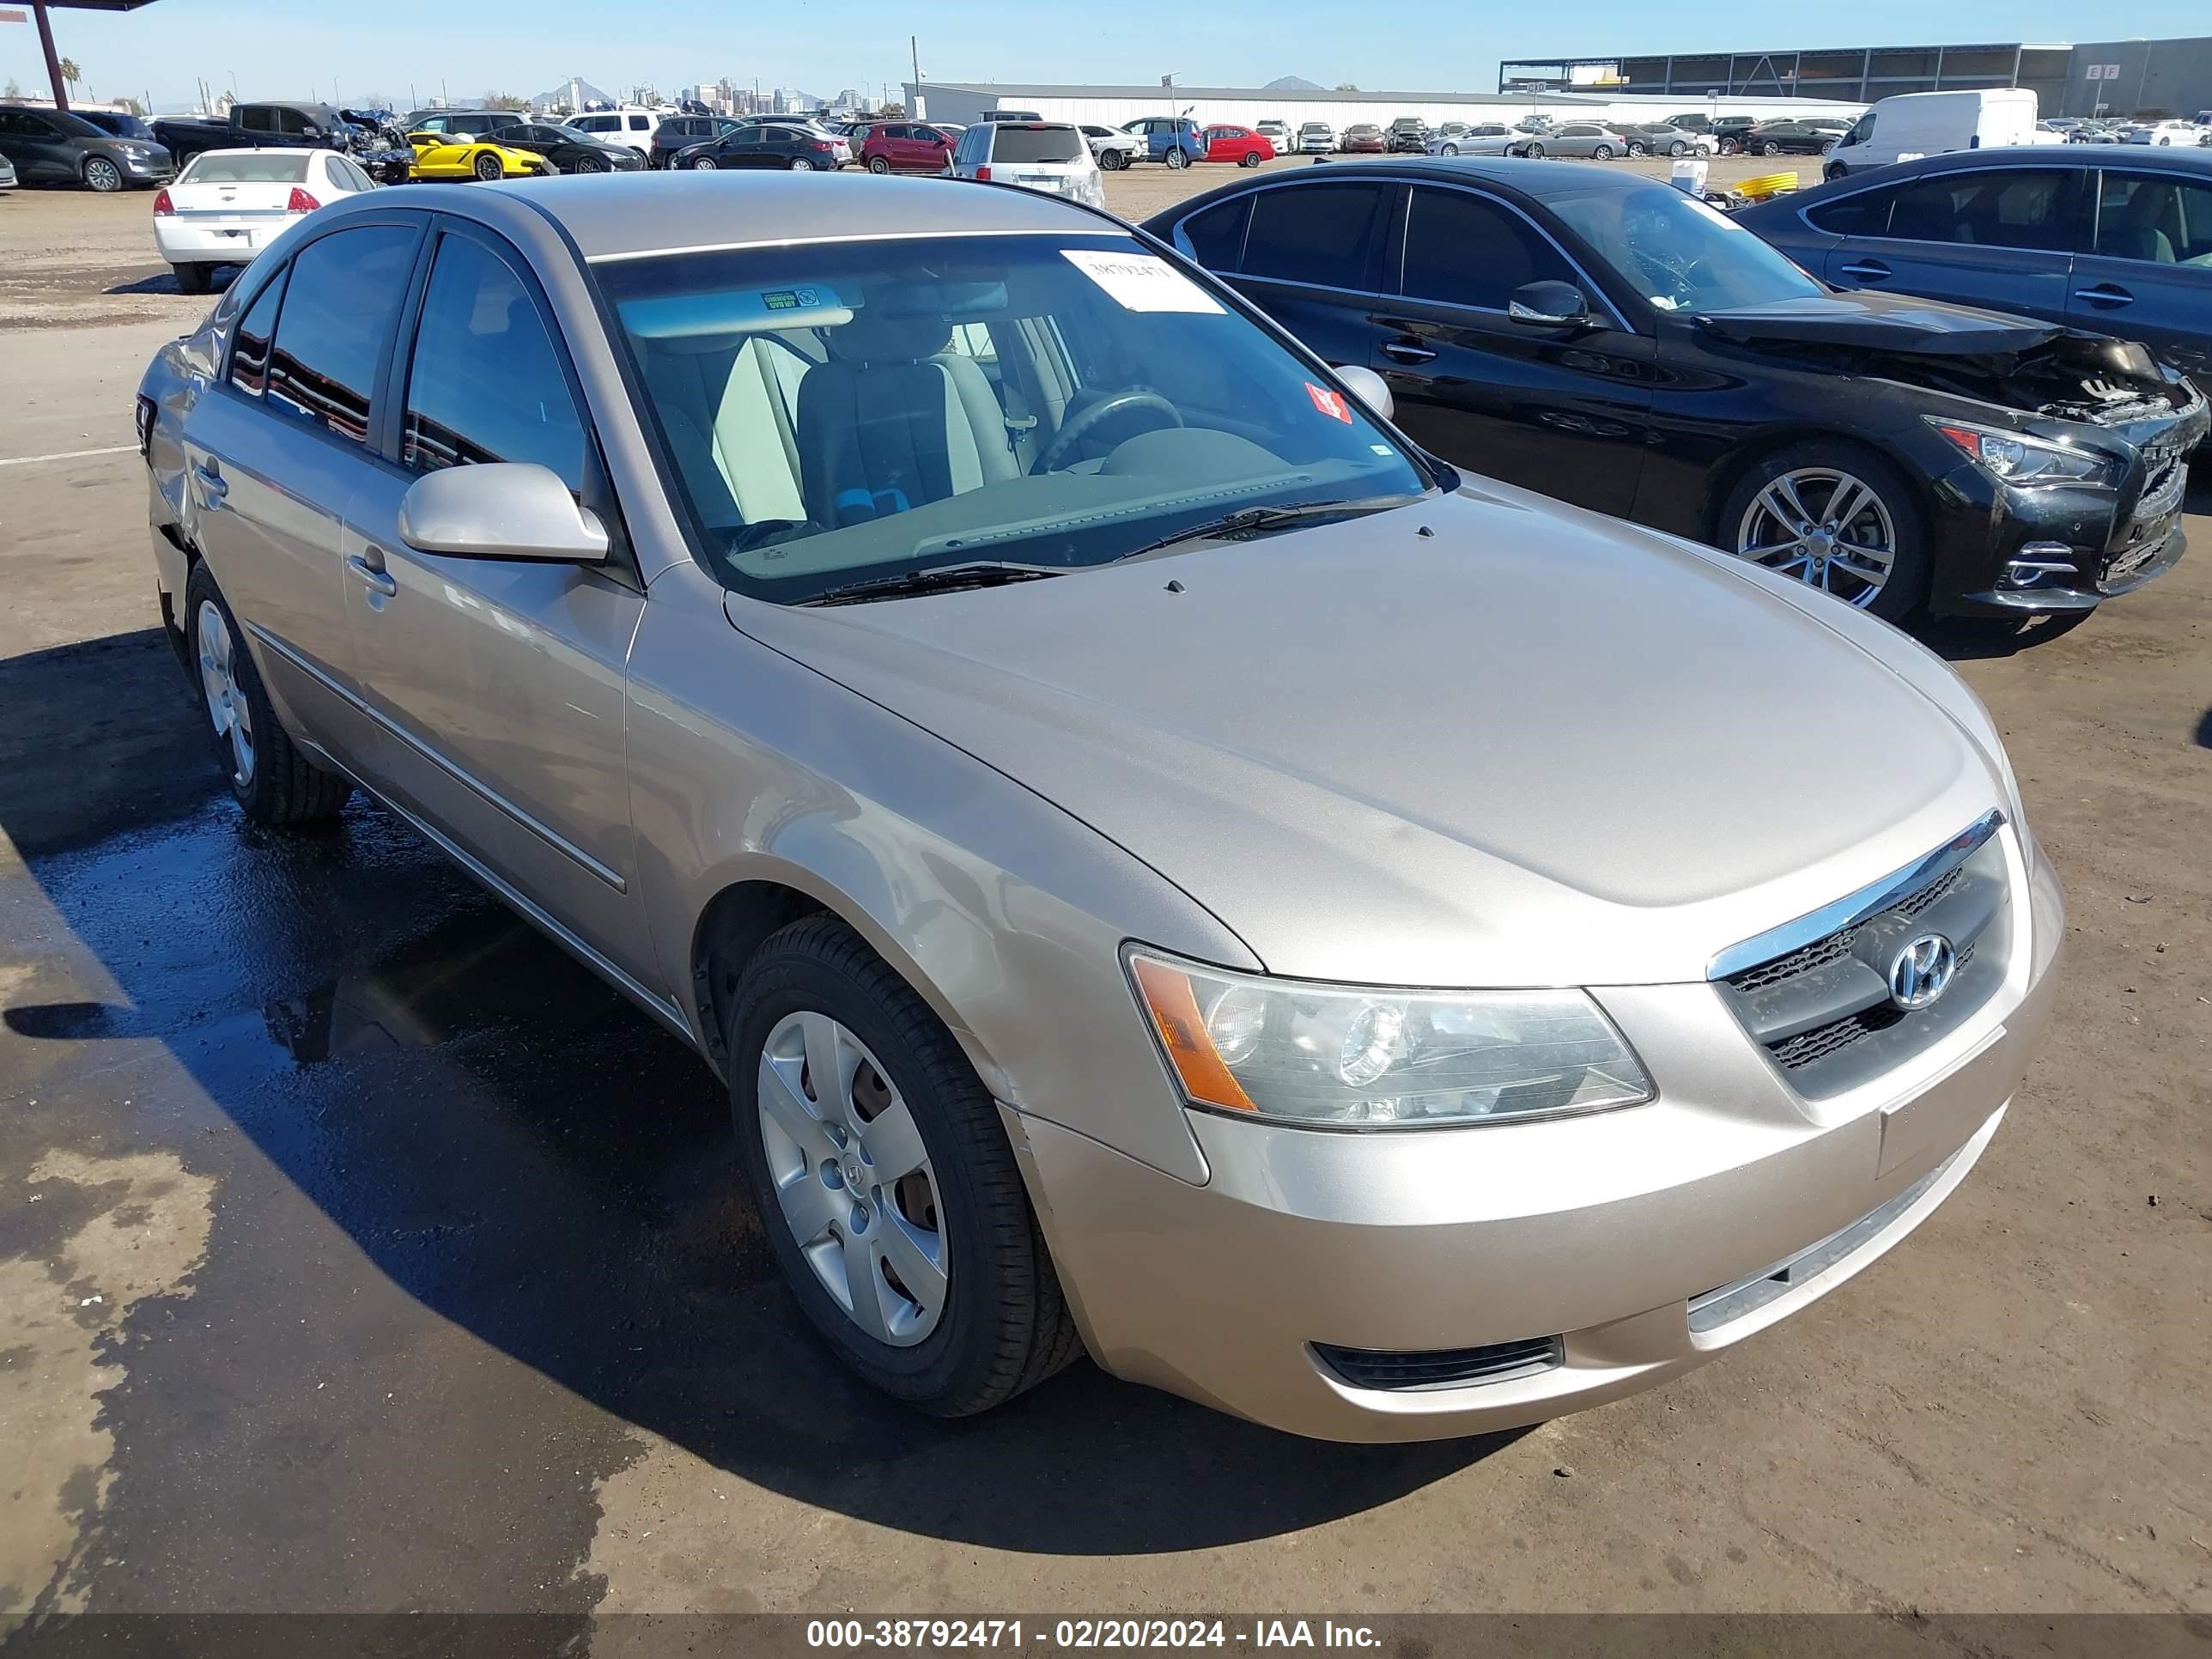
1125;950;1654;1130
1927;417;2118;488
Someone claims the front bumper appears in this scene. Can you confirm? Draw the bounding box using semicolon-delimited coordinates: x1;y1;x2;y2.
1013;825;2061;1442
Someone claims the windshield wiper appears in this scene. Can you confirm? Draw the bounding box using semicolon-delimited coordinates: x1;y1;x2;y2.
802;562;1066;608
1117;495;1419;562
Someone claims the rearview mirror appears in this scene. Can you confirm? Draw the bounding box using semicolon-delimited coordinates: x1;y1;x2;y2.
1508;280;1591;328
398;463;610;564
1334;363;1395;422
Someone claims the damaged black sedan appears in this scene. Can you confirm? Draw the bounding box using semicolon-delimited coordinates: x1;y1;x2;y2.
1145;159;2207;625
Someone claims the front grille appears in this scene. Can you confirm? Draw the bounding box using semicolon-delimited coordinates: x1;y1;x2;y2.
1714;821;2008;1097
1314;1334;1563;1393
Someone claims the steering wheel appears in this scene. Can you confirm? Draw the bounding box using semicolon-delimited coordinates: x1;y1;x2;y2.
1030;389;1182;475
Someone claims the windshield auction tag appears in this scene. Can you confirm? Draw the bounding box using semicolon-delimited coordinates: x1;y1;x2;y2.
1305;382;1353;423
1060;249;1224;313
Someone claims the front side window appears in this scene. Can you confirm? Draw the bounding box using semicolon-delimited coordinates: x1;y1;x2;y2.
264;224;420;443
1400;188;1577;310
228;270;288;396
1242;182;1388;289
598;233;1432;604
402;234;585;489
276;107;315;136
2095;173;2212;264
1547;182;1822;315
1875;169;2081;252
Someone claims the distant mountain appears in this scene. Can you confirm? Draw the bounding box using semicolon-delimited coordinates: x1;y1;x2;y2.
1263;76;1325;92
531;76;613;108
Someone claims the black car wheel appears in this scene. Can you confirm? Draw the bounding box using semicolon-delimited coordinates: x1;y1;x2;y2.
1819;140;1837;155
1718;137;1741;155
790;155;817;171
82;155;125;192
1720;444;1927;623
693;155;718;170
472;151;503;181
573;155;606;173
1758;139;1782;157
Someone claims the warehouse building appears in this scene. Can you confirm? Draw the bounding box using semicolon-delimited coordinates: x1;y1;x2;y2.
901;80;1864;135
1501;36;2212;119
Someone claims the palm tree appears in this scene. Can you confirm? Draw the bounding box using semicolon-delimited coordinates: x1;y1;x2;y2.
58;57;82;102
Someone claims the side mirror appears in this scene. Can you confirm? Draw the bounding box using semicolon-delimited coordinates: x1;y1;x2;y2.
1333;363;1395;422
398;463;610;564
1507;280;1592;328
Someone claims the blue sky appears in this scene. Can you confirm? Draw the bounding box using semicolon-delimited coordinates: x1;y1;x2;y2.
3;0;2203;112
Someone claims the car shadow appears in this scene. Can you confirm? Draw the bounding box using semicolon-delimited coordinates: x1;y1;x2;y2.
2;629;1508;1558
106;267;239;296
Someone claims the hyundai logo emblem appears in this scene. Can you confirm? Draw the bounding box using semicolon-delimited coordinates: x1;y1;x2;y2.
1888;933;1957;1011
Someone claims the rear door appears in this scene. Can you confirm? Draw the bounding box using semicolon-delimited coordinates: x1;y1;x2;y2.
1221;176;1394;366
183;217;425;763
2069;167;2212;386
0;111;70;181
1369;183;1653;515
340;217;654;980
1812;166;2083;324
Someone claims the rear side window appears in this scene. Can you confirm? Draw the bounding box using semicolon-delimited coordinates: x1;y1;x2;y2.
1178;195;1252;270
629;115;650;131
401;234;585;490
264;224;420;445
228;270;288;396
1805;185;1895;238
1399;188;1576;310
1242;182;1388;289
989;128;1082;163
238;107;272;133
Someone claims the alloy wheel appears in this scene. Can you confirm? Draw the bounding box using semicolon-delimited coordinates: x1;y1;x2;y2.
196;600;255;787
1735;466;1898;608
84;157;124;191
693;155;717;169
756;1010;947;1347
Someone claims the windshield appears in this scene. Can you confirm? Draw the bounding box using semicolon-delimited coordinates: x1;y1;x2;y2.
1547;183;1824;316
598;233;1431;604
179;151;310;183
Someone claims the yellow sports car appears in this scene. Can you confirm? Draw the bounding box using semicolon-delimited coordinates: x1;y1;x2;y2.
404;129;552;183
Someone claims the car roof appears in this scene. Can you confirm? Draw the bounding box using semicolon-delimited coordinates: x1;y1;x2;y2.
395;171;1115;262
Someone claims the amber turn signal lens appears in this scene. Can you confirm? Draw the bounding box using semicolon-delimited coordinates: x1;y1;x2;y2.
1129;956;1257;1113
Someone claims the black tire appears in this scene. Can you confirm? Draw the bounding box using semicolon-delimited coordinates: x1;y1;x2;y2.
1592;143;1614;160
1825;162;1848;182
790;156;816;171
1717;441;1930;625
472;151;503;181
1524;142;1547;159
1626;141;1647;157
1819;140;1837;155
1440;143;1459;156
727;915;1081;1416
173;263;213;295
573;155;606;173
83;155;125;193
1718;137;1741;155
1239;149;1261;167
693;155;717;170
1164;146;1188;170
1669;140;1689;157
866;154;890;173
1759;139;1782;157
183;561;352;825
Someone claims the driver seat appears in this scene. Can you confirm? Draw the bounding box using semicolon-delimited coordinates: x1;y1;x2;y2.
794;311;1018;527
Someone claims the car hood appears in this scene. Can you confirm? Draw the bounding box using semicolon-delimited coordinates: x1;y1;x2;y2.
1693;289;2067;356
726;485;2003;988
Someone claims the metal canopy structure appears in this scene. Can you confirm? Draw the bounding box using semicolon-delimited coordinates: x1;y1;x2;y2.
11;0;161;112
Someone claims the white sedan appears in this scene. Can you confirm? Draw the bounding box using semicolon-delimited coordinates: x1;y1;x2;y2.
152;148;378;294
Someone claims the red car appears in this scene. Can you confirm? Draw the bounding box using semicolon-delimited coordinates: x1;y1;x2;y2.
1200;124;1275;167
858;120;957;173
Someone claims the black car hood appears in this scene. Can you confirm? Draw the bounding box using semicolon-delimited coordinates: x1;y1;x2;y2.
1694;291;2065;357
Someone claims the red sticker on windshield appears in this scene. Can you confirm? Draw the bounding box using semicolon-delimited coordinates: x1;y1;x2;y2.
1305;382;1353;423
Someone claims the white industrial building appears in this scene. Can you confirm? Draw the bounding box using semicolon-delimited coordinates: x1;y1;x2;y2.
901;79;1866;131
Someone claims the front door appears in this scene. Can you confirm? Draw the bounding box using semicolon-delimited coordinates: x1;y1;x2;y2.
184;219;424;761
2070;168;2212;387
339;220;654;983
1368;184;1653;516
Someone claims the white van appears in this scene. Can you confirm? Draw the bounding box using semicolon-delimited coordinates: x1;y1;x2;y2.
1821;88;2042;179
568;106;662;155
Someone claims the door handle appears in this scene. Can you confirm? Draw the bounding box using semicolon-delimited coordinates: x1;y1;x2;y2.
191;462;228;506
2074;283;2135;307
1838;260;1892;280
1381;339;1438;364
346;549;398;599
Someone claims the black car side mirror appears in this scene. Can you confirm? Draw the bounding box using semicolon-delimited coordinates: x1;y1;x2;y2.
1508;280;1591;328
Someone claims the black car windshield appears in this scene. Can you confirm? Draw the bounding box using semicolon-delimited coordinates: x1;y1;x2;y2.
598;232;1432;604
1547;183;1824;316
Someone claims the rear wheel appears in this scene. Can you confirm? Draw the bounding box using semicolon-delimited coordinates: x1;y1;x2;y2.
1592;143;1615;160
1669;140;1689;157
1759;139;1782;156
728;915;1081;1416
790;155;817;171
1718;443;1928;623
866;154;890;173
1240;149;1261;167
82;155;125;192
184;562;352;825
172;263;213;295
1719;137;1741;155
472;151;503;181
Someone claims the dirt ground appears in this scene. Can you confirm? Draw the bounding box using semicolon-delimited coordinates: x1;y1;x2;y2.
0;169;2208;1640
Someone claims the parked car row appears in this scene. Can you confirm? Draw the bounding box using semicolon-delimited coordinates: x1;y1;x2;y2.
137;166;2070;1446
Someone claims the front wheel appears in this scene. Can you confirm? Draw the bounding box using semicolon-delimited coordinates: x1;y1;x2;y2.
1718;444;1928;623
573;155;606;173
1825;162;1848;182
692;155;718;170
184;562;352;824
82;156;125;192
1524;142;1547;158
729;916;1082;1416
1164;146;1188;170
472;151;502;181
1440;143;1459;156
1626;141;1647;158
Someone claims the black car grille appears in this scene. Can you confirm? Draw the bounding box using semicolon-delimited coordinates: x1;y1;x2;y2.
1314;1335;1563;1393
1716;826;2008;1097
